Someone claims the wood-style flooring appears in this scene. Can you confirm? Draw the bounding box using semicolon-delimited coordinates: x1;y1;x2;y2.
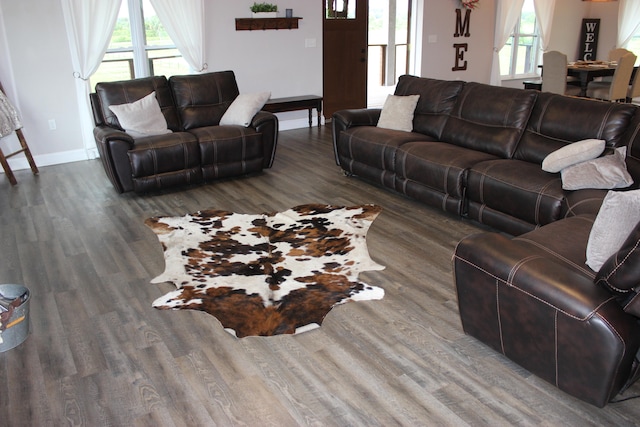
1;125;640;426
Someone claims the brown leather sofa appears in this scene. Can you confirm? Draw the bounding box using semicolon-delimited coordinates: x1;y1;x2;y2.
332;75;640;406
91;71;278;193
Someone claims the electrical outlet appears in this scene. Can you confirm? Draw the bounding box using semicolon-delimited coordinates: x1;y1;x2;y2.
305;38;316;48
48;119;57;130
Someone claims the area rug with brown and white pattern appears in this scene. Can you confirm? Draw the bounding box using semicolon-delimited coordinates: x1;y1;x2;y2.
145;204;385;337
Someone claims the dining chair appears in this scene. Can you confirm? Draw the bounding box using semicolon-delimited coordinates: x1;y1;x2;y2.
609;48;633;62
628;68;640;102
599;48;634;82
586;53;637;102
541;51;582;96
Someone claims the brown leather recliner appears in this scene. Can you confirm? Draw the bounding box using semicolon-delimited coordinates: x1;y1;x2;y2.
91;71;278;193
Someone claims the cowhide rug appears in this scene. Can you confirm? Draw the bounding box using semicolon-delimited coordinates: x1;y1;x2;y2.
145;204;385;337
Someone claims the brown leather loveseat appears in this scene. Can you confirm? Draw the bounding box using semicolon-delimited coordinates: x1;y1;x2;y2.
332;75;640;406
91;70;278;193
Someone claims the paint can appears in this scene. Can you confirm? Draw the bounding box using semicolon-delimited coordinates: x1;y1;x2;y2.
0;284;31;352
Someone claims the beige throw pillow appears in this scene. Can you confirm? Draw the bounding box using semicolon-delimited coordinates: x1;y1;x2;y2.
376;94;420;132
586;189;640;271
108;91;171;138
541;138;605;173
561;147;633;190
220;92;271;127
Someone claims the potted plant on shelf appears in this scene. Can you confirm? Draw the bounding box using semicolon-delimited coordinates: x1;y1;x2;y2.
251;2;278;18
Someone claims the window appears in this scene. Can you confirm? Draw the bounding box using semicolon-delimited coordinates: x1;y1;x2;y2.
629;33;640;66
499;0;540;78
90;0;190;87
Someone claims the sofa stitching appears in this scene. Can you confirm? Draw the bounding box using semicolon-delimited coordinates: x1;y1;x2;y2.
624;292;640;311
554;311;559;387
454;255;606;320
603;238;640;280
597;315;626;394
497;280;505;355
512;236;595;278
598;238;640;294
472;168;563;202
564;196;603;218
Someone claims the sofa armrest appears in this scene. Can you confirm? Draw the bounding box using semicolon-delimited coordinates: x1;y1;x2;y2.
252;111;278;168
453;232;640;407
93;126;135;193
454;233;613;318
331;108;382;165
333;108;381;131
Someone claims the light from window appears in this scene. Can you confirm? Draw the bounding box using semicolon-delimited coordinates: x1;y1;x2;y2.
499;0;540;78
91;0;190;88
628;34;640;66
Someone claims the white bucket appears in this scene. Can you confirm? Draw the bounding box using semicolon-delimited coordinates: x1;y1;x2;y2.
0;284;30;352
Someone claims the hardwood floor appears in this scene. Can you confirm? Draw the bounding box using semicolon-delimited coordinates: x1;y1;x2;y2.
1;126;640;426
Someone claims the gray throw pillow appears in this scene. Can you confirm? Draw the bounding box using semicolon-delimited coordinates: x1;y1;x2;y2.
376;94;420;132
108;91;172;138
542;138;605;173
561;147;633;191
586;189;640;271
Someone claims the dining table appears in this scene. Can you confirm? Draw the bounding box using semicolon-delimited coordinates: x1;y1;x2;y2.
566;61;617;97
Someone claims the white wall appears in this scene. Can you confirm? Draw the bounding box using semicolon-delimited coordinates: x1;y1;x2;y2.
548;0;618;61
503;0;620;89
0;0;623;173
205;1;323;129
0;0;84;169
418;0;496;83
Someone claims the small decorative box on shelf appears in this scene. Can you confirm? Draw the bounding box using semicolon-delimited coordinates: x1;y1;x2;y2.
235;17;302;31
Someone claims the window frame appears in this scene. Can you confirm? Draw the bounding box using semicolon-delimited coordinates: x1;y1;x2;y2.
500;1;541;80
92;0;187;86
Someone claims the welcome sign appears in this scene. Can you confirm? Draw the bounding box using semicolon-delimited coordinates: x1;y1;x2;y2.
579;19;600;61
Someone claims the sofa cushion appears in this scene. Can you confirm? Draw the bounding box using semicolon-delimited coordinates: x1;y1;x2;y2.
220;91;270;127
170;71;240;130
561;147;634;190
95;75;181;132
440;82;537;158
466;159;564;231
541;138;605;173
586;189;640;271
128;132;202;192
108;92;172;138
515;92;637;164
376;94;420;132
394;141;498;213
335;126;433;188
188;125;265;181
394;75;465;139
562;188;608;218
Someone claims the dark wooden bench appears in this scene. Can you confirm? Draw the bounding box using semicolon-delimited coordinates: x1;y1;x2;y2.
262;95;323;127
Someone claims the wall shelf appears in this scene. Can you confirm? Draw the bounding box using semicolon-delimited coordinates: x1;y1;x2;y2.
235;17;302;31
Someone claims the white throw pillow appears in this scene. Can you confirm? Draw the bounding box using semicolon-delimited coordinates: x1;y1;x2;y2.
220;91;271;127
561;147;633;190
541;138;605;173
376;94;420;132
108;91;171;138
586;189;640;271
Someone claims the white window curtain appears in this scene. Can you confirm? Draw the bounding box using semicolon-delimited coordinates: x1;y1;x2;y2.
61;0;121;159
150;0;207;73
618;0;640;48
490;0;525;86
533;0;556;52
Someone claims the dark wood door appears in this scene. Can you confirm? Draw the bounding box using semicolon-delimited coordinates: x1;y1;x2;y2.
323;0;368;118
